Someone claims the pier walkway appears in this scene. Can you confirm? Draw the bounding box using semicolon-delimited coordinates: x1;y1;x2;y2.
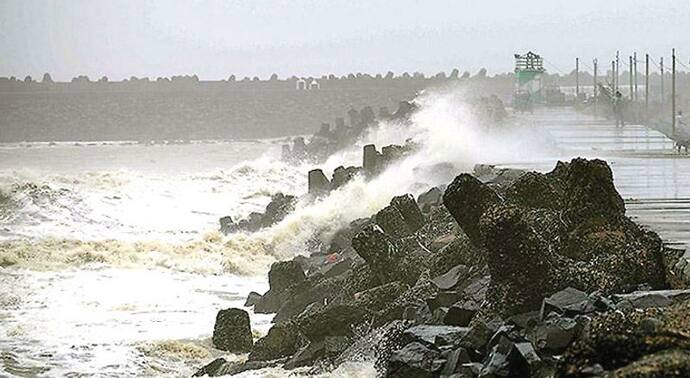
505;107;690;249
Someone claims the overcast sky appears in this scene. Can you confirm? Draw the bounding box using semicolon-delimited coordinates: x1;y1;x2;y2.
2;0;690;81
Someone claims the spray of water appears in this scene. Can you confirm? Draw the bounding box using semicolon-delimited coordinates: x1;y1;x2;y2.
0;87;551;275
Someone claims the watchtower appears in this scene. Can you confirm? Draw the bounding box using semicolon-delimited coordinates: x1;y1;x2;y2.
514;51;545;105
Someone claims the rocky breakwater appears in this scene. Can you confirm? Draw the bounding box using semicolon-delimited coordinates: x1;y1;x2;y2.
281;100;418;164
196;158;690;377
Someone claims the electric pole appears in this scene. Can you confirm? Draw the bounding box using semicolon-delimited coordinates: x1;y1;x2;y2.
575;57;580;97
672;48;676;136
629;55;634;100
660;57;664;106
645;53;649;122
593;58;598;115
633;52;638;101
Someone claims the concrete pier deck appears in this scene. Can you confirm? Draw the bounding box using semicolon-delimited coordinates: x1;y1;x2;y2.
504;107;690;249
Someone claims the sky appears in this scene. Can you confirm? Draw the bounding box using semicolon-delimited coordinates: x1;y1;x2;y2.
2;0;690;81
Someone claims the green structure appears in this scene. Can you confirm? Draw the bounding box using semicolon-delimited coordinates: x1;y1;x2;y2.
514;51;545;110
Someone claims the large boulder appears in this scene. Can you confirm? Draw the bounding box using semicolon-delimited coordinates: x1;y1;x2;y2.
443;159;669;317
248;321;302;361
254;260;307;314
442;174;500;244
387;342;443;377
390;194;425;232
558;299;690;376
211;308;253;353
268;260;306;293
261;193;296;227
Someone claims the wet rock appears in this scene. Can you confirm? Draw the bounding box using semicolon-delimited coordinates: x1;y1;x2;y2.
273;274;345;322
440;348;472;376
375;205;412;238
260;193;296;228
194;358;286;377
540;287;596;319
363;144;380;175
431;264;469;291
557;158;625;224
444;300;479;327
387;342;442;378
296;303;370;341
612;289;690;310
237;211;263;231
558;299;690;376
391;194;425;232
443;174;501;244
248;322;301;361
429;233;456;252
244;291;262;307
505;171;561;210
331;166;358;189
417;187;443;212
193;357;228;377
308;169;331;195
428;234;481;277
219;215;236;234
268;260;306;294
402;325;469;347
212;308;253;353
284;341;326;369
530;315;580;353
611;350;690;377
351;224;399;284
459;318;503;357
480;205;556;315
254;260;307;314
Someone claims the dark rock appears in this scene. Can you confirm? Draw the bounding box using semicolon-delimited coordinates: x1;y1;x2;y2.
444;301;479;327
417;187;443;212
219;215;236;234
558;299;690;376
530;315;580;353
331;166;358;189
268;260;306;294
249;321;302;361
540;287;596;319
426;291;462;313
612;289;690;310
193;358;228;377
194;358;286;377
244;291;262;307
273;275;345;322
317;257;353;279
558;158;625;224
260;193;296;228
431;264;469;291
363;144;380;175
459;318;502;357
428;234;481;277
308;169;331;195
387;342;442;378
238;211;263;231
429;233;456;252
284;341;326;370
212;308;253;353
441;348;472;376
402;325;469;347
391;194;425;232
296;303;370;341
443;174;501;244
352;224;399;284
505;171;561;210
375;205;412;238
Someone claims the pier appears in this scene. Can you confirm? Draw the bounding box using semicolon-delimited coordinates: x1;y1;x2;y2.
505;107;690;248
